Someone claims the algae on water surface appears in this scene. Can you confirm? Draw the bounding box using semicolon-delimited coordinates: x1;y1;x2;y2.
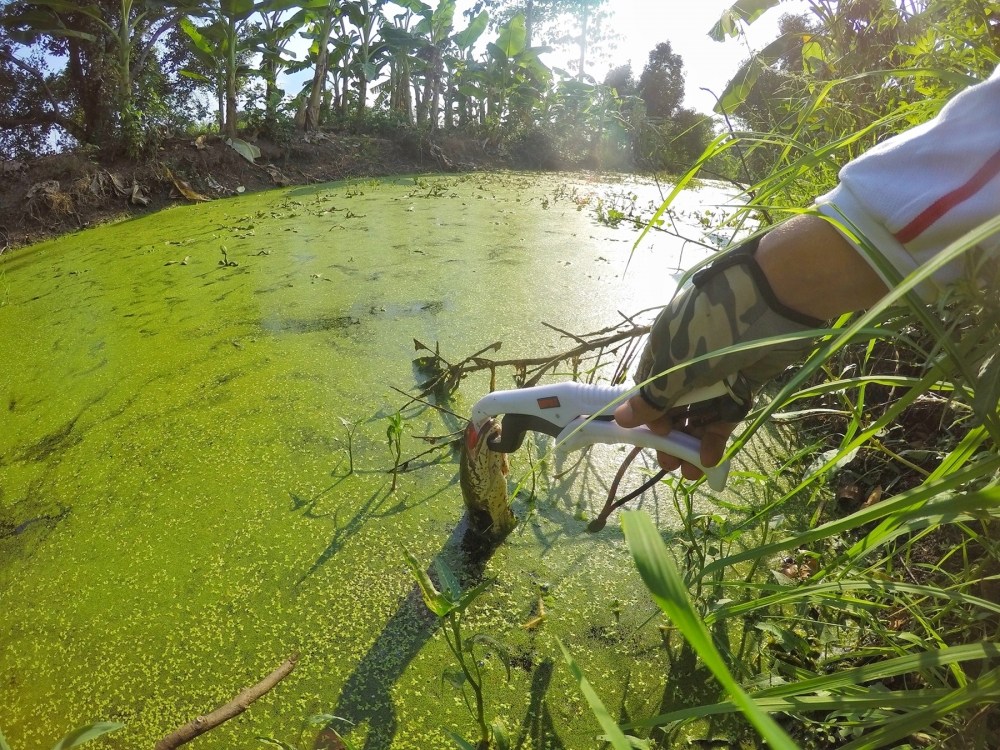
0;172;763;749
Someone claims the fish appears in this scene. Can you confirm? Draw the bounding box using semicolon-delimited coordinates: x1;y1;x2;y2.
459;418;515;539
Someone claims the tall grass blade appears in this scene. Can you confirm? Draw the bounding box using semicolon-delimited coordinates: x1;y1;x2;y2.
556;637;633;750
621;511;800;750
50;723;124;750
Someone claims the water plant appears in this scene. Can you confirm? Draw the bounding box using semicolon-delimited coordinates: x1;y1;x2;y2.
0;722;123;750
402;547;511;750
386;410;405;492
338;416;362;475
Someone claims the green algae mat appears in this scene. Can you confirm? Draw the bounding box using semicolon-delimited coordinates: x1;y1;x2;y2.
0;172;752;749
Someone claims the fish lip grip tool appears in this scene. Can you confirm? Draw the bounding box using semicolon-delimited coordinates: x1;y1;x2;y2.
469;381;732;492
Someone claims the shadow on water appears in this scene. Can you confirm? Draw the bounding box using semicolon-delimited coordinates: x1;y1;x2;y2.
292;481;409;586
512;658;565;750
290;459;452;586
644;640;718;748
314;514;503;750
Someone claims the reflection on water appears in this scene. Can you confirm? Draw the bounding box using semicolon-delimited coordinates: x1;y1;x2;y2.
0;173;742;748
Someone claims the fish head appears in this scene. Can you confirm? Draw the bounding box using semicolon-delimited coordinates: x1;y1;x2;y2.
459;418;513;538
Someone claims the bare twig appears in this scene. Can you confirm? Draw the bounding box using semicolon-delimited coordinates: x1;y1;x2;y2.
154;654;299;750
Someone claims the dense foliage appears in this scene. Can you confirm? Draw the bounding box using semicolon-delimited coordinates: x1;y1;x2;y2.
619;1;1000;748
0;0;709;169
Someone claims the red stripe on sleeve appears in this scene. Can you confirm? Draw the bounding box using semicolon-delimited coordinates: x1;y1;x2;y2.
894;147;1000;244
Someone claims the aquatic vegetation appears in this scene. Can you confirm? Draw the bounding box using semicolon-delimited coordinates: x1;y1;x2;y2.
403;547;510;750
0;172;736;749
386;410;405;493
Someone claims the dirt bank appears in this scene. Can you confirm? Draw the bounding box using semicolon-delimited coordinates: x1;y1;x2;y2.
0;130;505;252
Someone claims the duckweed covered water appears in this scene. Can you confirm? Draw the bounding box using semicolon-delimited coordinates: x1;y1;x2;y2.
1;172;769;749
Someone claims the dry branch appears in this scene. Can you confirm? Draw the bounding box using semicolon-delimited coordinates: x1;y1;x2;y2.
413;320;651;401
154;654;299;750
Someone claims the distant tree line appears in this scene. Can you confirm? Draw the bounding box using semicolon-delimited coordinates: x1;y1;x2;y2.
0;0;712;171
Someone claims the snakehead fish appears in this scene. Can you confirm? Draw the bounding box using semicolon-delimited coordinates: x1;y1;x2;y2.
459;418;515;539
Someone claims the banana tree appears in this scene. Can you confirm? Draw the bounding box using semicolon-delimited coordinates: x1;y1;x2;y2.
484;12;551;126
247;0;326;134
411;0;490;129
343;0;387;118
443;7;488;128
374;0;428;122
180;0;263;138
294;0;339;130
412;0;454;128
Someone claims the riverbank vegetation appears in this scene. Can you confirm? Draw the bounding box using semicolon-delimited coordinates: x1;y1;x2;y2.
2;0;999;748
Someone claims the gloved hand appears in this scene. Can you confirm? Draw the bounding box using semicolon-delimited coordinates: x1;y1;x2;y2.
616;236;827;478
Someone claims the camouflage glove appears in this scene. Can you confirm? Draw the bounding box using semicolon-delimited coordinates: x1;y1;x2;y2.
636;236;826;421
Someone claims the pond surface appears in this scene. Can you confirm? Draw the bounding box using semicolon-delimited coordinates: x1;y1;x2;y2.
0;172;767;749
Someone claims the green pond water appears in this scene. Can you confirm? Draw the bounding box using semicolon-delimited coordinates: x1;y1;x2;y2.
0;172;773;749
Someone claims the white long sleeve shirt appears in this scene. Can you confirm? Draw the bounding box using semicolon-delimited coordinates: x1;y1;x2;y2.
816;65;1000;302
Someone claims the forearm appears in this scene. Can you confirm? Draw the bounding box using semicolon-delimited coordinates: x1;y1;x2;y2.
756;214;889;320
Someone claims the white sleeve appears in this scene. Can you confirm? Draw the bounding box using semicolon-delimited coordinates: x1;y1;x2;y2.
816;65;1000;302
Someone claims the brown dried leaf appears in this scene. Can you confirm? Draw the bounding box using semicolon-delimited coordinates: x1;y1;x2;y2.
862;485;884;508
165;167;211;202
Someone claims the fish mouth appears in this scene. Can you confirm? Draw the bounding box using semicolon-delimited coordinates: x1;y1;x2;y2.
465;419;499;453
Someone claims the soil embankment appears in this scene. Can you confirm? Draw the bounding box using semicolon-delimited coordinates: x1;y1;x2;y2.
0;131;504;252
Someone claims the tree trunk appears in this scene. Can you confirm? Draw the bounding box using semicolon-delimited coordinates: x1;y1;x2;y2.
225;63;238;137
301;11;334;131
577;3;589;82
525;0;534;47
428;47;442;131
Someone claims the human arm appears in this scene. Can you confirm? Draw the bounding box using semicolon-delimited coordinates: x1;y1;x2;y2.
616;64;1000;481
614;213;889;478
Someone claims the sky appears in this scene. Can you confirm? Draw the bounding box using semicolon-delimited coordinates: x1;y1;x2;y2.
441;0;812;114
594;0;812;113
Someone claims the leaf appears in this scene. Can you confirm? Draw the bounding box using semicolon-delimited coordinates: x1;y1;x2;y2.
715;32;802;113
226;137;261;163
708;0;782;41
491;720;510;750
973;352;1000;429
307;713;354;727
255;738;297;750
401;547;453;618
441;665;467;691
556;637;633;750
452;10;488;50
50;722;124;750
221;0;256;22
442;728;477;750
165;167;211;202
455;577;493;614
178;69;213;84
801;36;828;75
494;13;526;59
179;16;216;57
432;557;461;602
621;511;799;750
1;727;12;750
429;0;456;43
